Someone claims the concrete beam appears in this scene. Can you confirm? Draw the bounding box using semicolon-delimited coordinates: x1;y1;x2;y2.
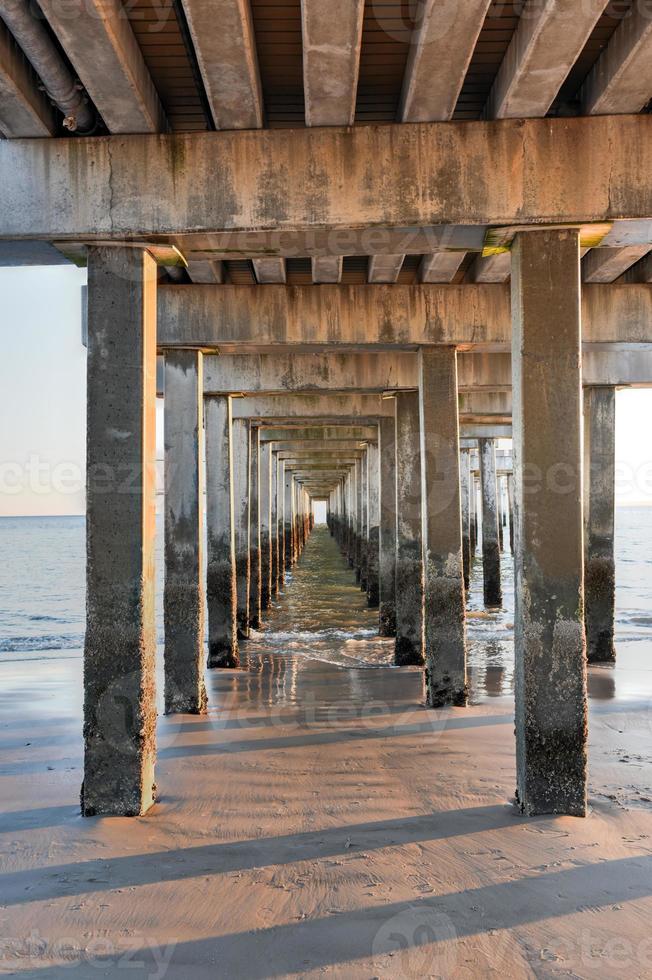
261;426;377;442
399;0;491;122
487;0;606;119
159;284;652;352
581;3;652;115
581;246;651;283
311;256;343;283
467;253;511;284
368;255;404;283
0;21;55;137
204;350;652;395
621;251;652;283
301;0;364;127
269;442;369;453
252;257;286;284
187;260;225;284
39;0;166;134
179;0;263;129
419;252;467;284
5;116;652;241
229;393;395;421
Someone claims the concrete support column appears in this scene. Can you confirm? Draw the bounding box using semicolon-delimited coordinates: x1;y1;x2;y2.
259;441;273;611
232;419;251;638
346;469;355;566
359;452;369;591
511;228;587;817
83;246;157;817
163;350;208;716
379;416;397;636
419;348;467;705
270;450;278;595
357;458;364;579
460;448;471;592
249;426;261;629
507;473;514;553
367;441;380;608
479;439;503;607
584;386;616;663
206;396;239;668
284;466;293;570
497;476;505;551
274;453;284;591
470;475;478;554
394;392;424;666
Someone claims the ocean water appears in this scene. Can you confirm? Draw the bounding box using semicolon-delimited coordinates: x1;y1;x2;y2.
0;510;650;697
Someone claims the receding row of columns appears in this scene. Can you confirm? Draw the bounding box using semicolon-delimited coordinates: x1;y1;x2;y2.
82;229;618;820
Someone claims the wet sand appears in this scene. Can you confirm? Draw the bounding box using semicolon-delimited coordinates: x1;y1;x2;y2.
1;527;651;978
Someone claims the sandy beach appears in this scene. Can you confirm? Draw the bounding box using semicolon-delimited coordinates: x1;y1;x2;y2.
1;527;651;979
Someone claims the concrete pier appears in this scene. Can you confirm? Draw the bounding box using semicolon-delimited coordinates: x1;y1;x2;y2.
232;419;251;639
274;452;284;591
366;441;380;607
584;386;617;663
249;425;262;629
479;438;503;607
507;473;514;553
205;396;239;669
259;441;273;611
82;246;157;817
355;456;364;584
460;448;472;592
511;228;588;817
470;476;478;556
394;391;424;666
163;350;208;716
419;348;467;705
359;453;368;591
284;465;293;571
378;417;397;636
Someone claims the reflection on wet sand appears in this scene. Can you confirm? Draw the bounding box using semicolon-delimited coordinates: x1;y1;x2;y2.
252;524;648;710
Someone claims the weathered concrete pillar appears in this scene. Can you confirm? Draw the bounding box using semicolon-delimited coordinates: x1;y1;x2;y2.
394;392;424;665
249;426;261;629
83;246;157;817
479;439;503;607
507;473;514;553
470;474;478;554
367;441;380;607
272;451;282;592
379;416;397;636
584;386;616;663
205;396;239;668
419;348;467;705
163;350;208;716
512;228;587;817
460;448;471;592
232;419;251;639
259;440;273;611
359;452;369;591
497;476;505;551
357;458;364;579
284;465;293;570
346;468;355;565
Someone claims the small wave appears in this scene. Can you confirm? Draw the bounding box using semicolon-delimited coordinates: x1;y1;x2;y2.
28;614;71;623
0;633;84;653
262;627;379;645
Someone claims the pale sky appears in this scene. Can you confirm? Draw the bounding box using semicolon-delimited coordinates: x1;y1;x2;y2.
0;265;650;517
